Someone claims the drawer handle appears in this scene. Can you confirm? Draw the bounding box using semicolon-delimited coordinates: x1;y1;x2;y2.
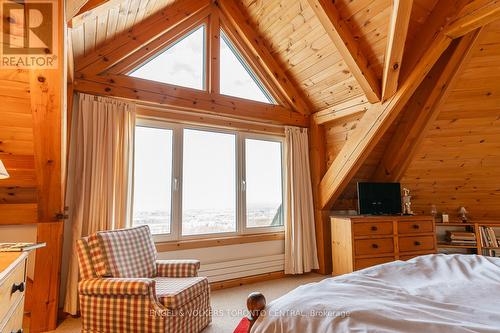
11;282;25;294
11;329;23;333
412;224;420;229
371;226;378;231
371;244;379;249
414;241;421;246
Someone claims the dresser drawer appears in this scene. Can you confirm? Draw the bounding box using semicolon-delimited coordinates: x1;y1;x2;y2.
399;236;435;252
355;238;394;256
355;256;394;270
398;220;433;234
353;221;393;237
0;258;26;324
0;296;24;333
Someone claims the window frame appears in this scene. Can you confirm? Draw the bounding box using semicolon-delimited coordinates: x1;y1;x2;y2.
239;133;286;235
133;118;285;243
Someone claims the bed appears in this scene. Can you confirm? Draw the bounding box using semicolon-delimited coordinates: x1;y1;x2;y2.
246;254;500;333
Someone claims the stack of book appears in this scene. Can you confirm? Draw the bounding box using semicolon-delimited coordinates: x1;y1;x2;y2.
480;227;500;248
446;231;477;246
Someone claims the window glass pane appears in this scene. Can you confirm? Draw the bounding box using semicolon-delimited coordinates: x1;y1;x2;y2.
133;126;173;234
220;30;274;104
182;129;236;235
245;139;283;228
129;25;205;90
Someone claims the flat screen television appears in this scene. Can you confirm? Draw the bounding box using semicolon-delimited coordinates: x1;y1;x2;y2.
357;182;402;215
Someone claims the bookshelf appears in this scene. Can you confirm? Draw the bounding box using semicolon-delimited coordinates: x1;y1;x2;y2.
435;221;500;256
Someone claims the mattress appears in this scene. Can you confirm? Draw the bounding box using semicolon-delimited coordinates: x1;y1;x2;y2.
251;254;500;333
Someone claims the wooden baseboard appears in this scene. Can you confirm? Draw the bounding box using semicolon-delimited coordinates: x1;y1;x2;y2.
209;271;285;291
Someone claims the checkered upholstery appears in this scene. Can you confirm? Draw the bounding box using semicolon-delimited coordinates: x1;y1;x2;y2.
156;260;200;278
88;225;157;278
77;228;212;333
77;238;97;279
156;277;208;309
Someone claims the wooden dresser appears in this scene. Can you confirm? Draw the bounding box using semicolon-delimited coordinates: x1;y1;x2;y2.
0;252;28;333
331;215;436;276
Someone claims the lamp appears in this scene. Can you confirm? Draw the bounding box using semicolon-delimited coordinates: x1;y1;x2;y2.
0;159;9;179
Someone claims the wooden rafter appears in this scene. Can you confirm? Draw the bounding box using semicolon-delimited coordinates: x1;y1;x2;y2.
307;0;381;103
216;0;312;114
374;29;484;182
381;0;413;101
76;0;211;74
73;74;308;127
318;33;453;209
312;97;370;125
400;0;474;83
444;0;500;38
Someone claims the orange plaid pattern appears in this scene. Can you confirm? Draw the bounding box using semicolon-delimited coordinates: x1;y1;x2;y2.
156;260;200;278
77;228;211;333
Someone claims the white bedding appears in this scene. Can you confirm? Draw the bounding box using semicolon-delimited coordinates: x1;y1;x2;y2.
251;254;500;333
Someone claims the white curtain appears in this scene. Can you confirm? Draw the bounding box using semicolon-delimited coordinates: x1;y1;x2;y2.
63;93;135;314
284;127;319;274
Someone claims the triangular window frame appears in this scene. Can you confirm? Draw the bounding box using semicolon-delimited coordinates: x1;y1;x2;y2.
118;10;282;106
128;24;207;91
219;28;275;104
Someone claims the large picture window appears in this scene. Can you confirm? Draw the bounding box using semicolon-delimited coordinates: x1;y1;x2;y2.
132;120;285;240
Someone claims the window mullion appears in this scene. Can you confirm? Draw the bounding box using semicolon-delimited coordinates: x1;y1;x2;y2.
171;125;183;240
238;133;246;234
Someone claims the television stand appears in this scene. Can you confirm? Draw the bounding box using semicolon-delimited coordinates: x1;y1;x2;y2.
330;215;436;276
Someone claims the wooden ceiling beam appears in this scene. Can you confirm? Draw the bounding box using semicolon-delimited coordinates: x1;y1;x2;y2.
69;0;120;27
400;0;472;84
76;0;211;73
373;29;484;182
217;0;312;115
312;96;370;125
381;0;413;101
73;74;309;127
444;0;500;38
307;0;381;103
74;0;110;18
318;32;453;209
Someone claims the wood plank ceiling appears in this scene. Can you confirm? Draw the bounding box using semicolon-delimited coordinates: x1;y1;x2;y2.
70;0;439;113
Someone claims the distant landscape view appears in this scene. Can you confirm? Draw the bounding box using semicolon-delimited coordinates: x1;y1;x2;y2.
133;205;282;235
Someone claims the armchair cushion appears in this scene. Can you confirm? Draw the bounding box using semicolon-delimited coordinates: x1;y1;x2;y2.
79;278;154;296
88;225;157;278
155;277;209;309
156;259;200;277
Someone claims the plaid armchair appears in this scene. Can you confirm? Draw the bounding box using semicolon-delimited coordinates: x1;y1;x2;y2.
77;226;211;333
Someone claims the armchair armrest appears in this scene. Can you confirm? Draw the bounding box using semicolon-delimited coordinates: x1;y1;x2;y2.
156;259;200;277
79;278;154;296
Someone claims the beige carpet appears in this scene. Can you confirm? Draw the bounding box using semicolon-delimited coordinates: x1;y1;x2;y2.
52;273;325;333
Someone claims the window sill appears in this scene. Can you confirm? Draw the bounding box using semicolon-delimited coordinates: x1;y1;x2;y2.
155;232;285;252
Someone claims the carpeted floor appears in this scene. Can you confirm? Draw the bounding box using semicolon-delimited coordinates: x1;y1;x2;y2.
52;273;325;333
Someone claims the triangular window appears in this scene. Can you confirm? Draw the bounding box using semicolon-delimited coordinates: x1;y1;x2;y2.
220;30;274;104
128;25;205;90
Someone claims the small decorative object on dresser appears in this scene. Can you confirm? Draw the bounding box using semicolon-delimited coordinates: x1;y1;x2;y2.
442;213;450;223
0;252;28;333
459;207;469;223
402;188;414;215
330;215;437;276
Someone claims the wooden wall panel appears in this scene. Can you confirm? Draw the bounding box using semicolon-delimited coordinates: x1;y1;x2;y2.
401;21;500;220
